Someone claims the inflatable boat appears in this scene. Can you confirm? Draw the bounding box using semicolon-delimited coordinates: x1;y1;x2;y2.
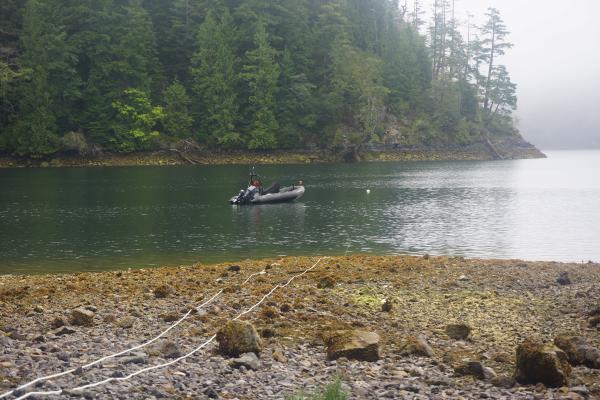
229;168;305;205
229;184;305;205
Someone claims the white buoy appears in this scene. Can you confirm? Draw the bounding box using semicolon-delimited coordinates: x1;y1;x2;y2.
366;189;371;194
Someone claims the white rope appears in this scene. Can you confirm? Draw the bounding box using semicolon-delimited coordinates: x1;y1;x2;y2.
2;264;266;399
1;291;222;400
14;257;326;399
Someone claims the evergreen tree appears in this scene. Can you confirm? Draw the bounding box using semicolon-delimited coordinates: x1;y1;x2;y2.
191;9;241;147
241;20;280;149
477;8;513;112
8;0;77;157
163;79;193;138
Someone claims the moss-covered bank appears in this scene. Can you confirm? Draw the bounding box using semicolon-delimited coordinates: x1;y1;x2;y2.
0;137;544;168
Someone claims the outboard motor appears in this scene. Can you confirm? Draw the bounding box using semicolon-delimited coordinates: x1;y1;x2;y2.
230;186;258;205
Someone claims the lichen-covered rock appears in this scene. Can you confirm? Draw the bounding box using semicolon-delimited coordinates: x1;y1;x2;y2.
325;330;380;362
398;335;434;357
514;338;571;387
70;307;94;326
554;335;600;369
216;321;262;357
446;323;471;340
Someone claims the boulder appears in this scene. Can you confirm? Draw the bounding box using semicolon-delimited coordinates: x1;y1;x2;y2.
116;316;137;329
446;323;471;340
70;307;94;326
491;375;516;388
554;335;600;369
230;352;261;370
227;265;241;272
453;361;485;380
216;321;262;357
514;338;571;387
398;335;434;357
325;330;380;362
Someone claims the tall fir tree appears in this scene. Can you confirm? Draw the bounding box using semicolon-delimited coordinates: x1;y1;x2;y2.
241;20;280;149
191;9;241;147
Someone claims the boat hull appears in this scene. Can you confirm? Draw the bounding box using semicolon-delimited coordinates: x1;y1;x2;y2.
229;186;305;205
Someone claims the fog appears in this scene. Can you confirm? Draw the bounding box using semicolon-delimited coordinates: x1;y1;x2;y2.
437;0;600;149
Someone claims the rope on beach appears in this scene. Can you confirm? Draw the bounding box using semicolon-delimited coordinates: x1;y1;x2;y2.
2;266;269;399
13;257;327;400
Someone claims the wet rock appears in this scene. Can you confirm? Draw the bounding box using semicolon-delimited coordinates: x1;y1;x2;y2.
557;272;571;285
381;299;393;313
216;321;262;357
227;265;241;272
53;326;76;335
491;375;516;388
317;275;336;289
453;361;485;380
446;323;471;340
398;335;434;357
204;387;220;399
230;352;261;370
325;330;380;362
50;317;65;329
280;303;291;313
116;316;137;329
514;338;571;387
70;307;94;326
554;335;600;368
153;284;173;299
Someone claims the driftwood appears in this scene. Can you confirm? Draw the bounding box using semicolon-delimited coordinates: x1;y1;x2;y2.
169;148;197;165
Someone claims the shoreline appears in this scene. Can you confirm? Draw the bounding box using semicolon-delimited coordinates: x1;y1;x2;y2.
0;139;545;169
1;255;598;399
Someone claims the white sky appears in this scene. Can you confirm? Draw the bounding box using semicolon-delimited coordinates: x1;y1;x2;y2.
426;0;600;149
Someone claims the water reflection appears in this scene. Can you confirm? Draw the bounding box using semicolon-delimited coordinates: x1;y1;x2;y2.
0;151;599;273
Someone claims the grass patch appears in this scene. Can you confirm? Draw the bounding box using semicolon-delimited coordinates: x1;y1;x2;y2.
286;378;348;400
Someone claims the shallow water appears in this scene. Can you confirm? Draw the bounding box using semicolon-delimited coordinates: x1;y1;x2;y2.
0;150;598;273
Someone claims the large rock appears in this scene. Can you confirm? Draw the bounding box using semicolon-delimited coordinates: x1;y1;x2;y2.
325;330;380;362
554;335;600;369
453;360;485;380
514;338;571;387
70;307;94;326
398;335;434;357
216;321;262;357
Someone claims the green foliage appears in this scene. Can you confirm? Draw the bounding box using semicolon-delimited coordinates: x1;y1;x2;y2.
111;89;164;152
163;79;193;138
2;0;521;157
241;20;280;149
287;378;348;400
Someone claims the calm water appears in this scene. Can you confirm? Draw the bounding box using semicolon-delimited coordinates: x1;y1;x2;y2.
1;150;599;274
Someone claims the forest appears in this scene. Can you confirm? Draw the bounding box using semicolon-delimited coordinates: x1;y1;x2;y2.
0;0;518;158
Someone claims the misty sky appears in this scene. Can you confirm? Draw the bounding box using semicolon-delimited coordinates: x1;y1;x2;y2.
434;0;600;149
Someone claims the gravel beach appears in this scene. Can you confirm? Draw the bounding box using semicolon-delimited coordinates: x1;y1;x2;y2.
1;255;599;399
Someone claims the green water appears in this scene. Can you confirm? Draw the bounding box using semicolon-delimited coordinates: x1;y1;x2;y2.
1;150;599;274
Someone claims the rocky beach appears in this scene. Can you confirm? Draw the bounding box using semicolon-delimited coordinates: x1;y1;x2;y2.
1;255;599;399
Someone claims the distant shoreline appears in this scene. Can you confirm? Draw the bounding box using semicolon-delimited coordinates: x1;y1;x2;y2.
0;138;545;168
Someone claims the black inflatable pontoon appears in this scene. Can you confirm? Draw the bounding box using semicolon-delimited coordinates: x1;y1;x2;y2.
229;168;305;205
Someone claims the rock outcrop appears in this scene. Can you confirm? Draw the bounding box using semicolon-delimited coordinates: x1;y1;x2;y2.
325;330;380;362
216;321;262;357
514;338;571;387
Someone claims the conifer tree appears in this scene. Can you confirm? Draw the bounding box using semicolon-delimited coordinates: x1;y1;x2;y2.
241;20;280;149
191;9;241;147
163;79;193;138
